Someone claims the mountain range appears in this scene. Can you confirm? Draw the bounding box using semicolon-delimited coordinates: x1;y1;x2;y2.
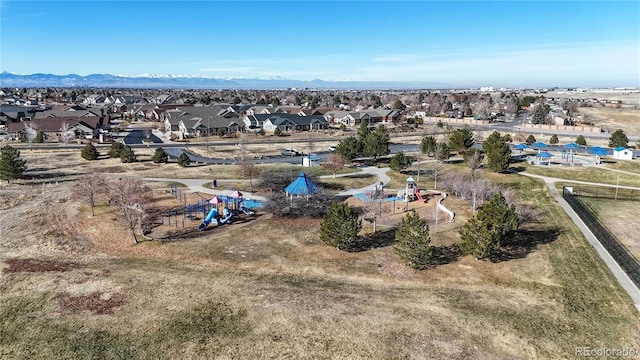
0;72;447;90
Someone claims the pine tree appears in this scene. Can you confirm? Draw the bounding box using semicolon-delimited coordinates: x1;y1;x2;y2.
177;152;191;167
394;210;432;270
449;125;475;154
151;147;168;163
81;142;99;161
274;128;282;136
526;135;536;145
390;152;411;171
0;145;27;183
458;192;519;259
108;141;125;158
120;145;136;163
483;131;511;173
320;202;361;249
421;135;436;157
35;131;44;143
609;129;629;148
549;134;559;144
335;136;360;161
434;142;450;162
576;135;587;146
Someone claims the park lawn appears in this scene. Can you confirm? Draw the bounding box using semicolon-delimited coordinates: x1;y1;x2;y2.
607;159;640;175
317;173;376;191
521;163;640;187
577;197;640;260
1;152;639;359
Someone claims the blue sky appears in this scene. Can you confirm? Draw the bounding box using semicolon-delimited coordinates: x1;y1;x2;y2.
1;1;639;87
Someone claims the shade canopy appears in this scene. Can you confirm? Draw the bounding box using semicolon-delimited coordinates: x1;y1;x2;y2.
588;146;608;156
209;196;223;204
230;190;243;198
537;152;553;158
285;172;320;196
513;143;529;150
531;141;548;148
564;143;580;149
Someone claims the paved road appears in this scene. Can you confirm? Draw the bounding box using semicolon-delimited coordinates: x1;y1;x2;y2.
517;171;640;310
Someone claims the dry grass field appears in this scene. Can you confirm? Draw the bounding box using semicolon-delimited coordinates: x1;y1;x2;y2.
577;107;640;137
578;198;640;260
1;149;639;359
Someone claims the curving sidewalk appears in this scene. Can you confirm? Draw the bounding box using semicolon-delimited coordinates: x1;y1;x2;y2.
142;177;267;201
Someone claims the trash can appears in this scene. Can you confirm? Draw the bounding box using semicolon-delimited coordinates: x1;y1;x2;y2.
213;180;217;188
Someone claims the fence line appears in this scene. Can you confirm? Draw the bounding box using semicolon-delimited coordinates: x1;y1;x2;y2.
565;185;638;201
562;187;640;287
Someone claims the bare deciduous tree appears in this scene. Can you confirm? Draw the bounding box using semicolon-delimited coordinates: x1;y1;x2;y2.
24;121;38;151
237;161;260;188
108;176;151;244
60;122;74;148
72;174;106;216
430;160;445;190
323;153;345;179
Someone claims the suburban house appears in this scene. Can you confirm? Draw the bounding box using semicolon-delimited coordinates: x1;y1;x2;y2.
0;105;38;125
7;117;100;141
613;147;633;160
252;113;328;132
82;95;106;105
163;107;244;138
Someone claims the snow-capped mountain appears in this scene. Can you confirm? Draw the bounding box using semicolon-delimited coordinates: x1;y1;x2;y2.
0;72;446;89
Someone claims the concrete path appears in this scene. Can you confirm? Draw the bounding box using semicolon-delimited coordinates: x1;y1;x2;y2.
143;177;268;201
517;171;640;310
330;166;392;196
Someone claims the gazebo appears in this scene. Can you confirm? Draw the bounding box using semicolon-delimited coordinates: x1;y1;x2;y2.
513;143;528;157
536;152;553;165
285;172;320;198
588;146;608;165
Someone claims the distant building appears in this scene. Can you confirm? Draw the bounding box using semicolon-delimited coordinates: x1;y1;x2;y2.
613;147;633;160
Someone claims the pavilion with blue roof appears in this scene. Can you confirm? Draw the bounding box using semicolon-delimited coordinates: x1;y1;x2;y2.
285;172;320;198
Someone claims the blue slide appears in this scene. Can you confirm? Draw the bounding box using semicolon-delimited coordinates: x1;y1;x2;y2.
199;207;233;231
239;204;255;216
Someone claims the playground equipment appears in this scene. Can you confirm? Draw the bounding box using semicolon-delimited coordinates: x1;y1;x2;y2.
198;207;232;231
396;177;426;202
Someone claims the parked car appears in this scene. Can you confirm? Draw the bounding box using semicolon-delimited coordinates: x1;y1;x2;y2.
282;148;301;156
328;146;336;152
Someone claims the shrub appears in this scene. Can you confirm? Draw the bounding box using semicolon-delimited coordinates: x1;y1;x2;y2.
151;147;168;163
177;152;191;167
120;145;136;163
81;143;99;161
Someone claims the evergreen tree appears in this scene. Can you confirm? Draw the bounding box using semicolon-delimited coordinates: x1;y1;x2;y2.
525;135;536;145
362;125;390;160
81;142;99;161
335;136;361;161
609;129;629;148
392;100;405;110
35;131;44;143
258;129;266;136
502;133;512;143
177;152;191;167
549;134;559;144
448;125;475;154
463;148;484;165
320;202;361;249
0;145;27;183
356;120;370;144
459;192;519;259
390;152;412;171
483;131;511;173
421;135;437;157
217;128;225;137
394;210;432;270
274;128;282;136
576;135;587;146
108;141;125;158
151;147;168;163
120;145;136;163
434;142;450;162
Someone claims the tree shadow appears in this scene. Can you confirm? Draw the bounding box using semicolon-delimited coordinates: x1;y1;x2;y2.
429;244;463;266
342;228;397;252
489;227;562;263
